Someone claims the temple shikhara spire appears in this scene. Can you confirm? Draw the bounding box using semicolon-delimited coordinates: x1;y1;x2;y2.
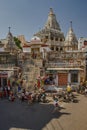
45;8;61;30
34;8;64;51
65;21;78;50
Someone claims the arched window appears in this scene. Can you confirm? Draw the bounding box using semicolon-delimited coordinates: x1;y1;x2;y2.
60;38;62;41
56;47;59;51
60;47;63;51
51;37;54;40
55;38;58;41
51;46;54;50
45;36;48;39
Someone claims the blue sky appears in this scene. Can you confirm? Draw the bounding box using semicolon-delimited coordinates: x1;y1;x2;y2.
0;0;87;41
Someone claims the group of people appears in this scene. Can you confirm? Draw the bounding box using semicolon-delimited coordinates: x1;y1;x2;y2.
1;81;87;114
77;81;87;95
0;85;15;101
18;88;47;104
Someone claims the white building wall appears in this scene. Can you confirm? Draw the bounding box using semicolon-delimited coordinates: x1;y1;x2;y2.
40;47;43;52
78;37;87;50
23;47;31;52
54;74;58;86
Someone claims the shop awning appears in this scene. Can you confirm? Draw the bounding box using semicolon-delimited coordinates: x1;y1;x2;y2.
47;68;83;71
0;67;20;71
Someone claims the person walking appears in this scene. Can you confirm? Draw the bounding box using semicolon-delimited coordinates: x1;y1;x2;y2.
52;95;59;113
66;83;72;94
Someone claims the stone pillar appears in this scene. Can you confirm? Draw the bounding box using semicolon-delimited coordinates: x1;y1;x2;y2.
78;71;80;84
68;72;71;83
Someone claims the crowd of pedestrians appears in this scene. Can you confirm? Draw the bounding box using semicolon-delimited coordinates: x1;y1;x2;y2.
18;88;47;104
1;81;87;113
0;85;48;104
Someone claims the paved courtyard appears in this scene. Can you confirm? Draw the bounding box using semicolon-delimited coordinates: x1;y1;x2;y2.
0;93;87;130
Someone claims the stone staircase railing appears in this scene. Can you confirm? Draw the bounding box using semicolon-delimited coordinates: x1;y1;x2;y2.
22;58;43;90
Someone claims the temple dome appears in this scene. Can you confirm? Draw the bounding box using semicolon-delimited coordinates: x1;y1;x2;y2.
30;36;41;42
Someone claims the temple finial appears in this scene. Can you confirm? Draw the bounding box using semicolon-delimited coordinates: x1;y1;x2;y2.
70;21;72;29
8;26;11;33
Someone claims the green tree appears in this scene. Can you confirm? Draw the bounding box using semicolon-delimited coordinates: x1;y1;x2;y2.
14;37;22;50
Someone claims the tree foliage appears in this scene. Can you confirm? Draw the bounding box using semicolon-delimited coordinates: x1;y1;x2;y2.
14;37;22;50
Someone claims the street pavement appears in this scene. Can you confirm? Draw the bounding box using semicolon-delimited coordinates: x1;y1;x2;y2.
0;93;87;130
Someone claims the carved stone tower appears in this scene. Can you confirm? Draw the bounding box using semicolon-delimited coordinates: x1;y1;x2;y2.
34;8;65;52
5;27;17;52
64;21;78;51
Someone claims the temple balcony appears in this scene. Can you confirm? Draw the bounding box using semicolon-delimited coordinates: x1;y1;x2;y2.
45;62;85;68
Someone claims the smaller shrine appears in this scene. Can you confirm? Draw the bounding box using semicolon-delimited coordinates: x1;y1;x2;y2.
23;36;51;59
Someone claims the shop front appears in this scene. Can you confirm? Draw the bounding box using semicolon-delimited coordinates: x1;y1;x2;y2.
46;68;83;87
58;72;68;86
0;72;8;87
